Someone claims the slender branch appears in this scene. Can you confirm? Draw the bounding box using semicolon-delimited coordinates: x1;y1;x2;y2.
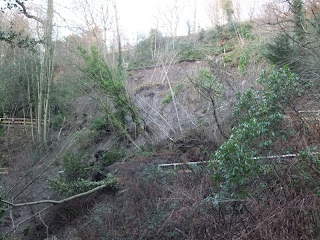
4;205;52;237
2;184;111;209
160;53;183;135
136;95;176;133
39;212;49;239
135;98;174;141
15;0;44;24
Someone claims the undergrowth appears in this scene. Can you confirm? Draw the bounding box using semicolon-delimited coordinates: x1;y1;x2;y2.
49;150;121;198
50;175;116;197
69;66;320;239
213;66;304;198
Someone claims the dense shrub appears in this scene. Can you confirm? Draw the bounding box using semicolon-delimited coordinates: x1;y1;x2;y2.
50;151;117;197
266;34;294;68
213;66;304;198
50;175;116;197
100;149;125;166
79;46;143;147
177;43;206;61
73;127;100;149
50;113;64;130
63;152;88;180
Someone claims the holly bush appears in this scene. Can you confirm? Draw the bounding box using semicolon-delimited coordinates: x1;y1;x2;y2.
212;66;303;198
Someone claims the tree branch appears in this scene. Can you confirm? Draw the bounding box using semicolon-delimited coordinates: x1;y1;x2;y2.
15;0;44;24
4;205;53;237
2;184;111;209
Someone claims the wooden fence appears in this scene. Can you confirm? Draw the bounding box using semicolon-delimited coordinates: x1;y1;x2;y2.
0;168;9;175
0;118;44;126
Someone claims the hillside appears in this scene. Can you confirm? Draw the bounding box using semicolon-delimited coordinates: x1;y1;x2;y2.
2;0;320;239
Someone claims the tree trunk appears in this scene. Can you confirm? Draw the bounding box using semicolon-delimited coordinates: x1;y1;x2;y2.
292;0;305;43
25;58;34;142
37;67;43;140
113;1;123;74
42;0;54;145
210;97;228;139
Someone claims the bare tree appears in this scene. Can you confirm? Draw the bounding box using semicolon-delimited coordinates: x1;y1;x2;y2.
42;0;54;145
14;0;54;145
207;0;222;26
112;0;123;72
158;0;183;49
233;0;242;22
71;0;114;64
220;0;234;24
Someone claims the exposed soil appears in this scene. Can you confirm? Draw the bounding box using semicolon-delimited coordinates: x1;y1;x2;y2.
0;60;263;238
